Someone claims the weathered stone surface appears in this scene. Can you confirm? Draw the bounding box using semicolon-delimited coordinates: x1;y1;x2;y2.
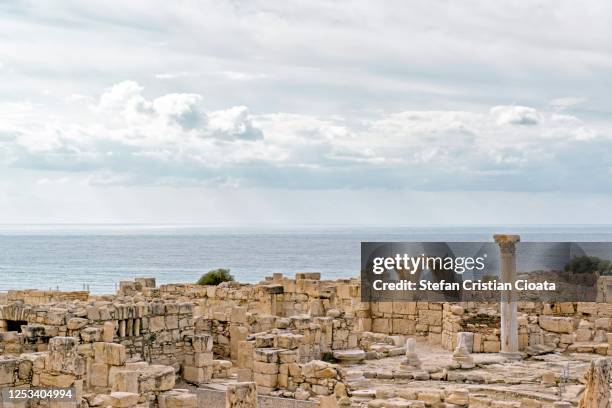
112;370;139;393
182;366;211;385
94;342;127;366
89;362;109;387
538;316;577;334
67;317;89;330
139;365;175;391
578;358;611;408
446;388;469;405
159;390;197;408
110;391;139;408
333;349;365;363
226;382;258;408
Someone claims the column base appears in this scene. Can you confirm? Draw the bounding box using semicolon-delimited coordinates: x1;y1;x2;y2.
500;351;523;361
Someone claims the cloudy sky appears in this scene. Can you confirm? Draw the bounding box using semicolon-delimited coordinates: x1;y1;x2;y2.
1;0;612;225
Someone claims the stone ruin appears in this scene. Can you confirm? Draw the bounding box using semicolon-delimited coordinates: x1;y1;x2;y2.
0;242;611;408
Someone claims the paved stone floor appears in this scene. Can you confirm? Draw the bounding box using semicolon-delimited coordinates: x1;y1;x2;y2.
336;340;600;407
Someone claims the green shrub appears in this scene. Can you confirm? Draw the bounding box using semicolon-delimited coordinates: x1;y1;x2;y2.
196;268;234;285
564;256;612;276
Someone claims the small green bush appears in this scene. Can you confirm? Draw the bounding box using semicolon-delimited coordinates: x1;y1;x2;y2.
564;256;612;276
196;268;234;285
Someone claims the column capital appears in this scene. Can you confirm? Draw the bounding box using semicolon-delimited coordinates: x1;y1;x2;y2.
494;234;520;254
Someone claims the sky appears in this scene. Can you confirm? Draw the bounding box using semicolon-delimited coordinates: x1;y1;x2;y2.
1;0;612;225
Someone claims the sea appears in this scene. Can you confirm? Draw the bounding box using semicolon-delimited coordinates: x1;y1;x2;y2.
1;224;612;294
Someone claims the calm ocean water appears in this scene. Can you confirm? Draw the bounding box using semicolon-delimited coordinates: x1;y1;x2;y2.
1;225;612;294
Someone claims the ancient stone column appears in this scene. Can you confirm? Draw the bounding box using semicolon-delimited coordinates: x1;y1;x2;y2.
494;234;521;360
453;332;475;369
401;338;421;369
226;382;258;408
578;358;610;408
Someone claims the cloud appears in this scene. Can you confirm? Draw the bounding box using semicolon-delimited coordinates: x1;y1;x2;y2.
217;71;268;81
154;72;201;80
550;97;587;111
491;106;541;126
208;106;263;140
0;81;611;192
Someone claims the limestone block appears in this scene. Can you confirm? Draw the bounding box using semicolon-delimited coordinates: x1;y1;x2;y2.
276;333;303;350
483;340;500;353
112;370;139;393
279;350;298;364
375;388;396;399
469;395;492;408
540;371;556;386
333;349;365;363
231;307;248;324
161;391;197;408
149;316;165;332
89;363;109;387
254;334;275;348
576;303;598;315
595;318;611;331
377;302;392;314
392;318;416;334
371;318;390;334
47;308;68;325
166;315;179;330
226;382;257;408
67;317;89;330
192;334;213;352
417;390;442;405
446;388;469;405
0;358;17;385
94;342;127;366
319;395;339;408
253;348;280;363
538;316;576;334
254;372;277;388
47;337;85;375
103;321;115;342
17;359;32;380
392;301;417;315
39;373;76;387
419;309;442;326
311;384;330;396
81;327;103;343
21;353;45;370
576;320;594;342
135;277;156;288
182;366;211;385
110;392;139;408
139;365;175;392
237;341;255;369
88;393;113;407
125;362;148;371
253;361;279;375
230;325;249;360
193;352;213;368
